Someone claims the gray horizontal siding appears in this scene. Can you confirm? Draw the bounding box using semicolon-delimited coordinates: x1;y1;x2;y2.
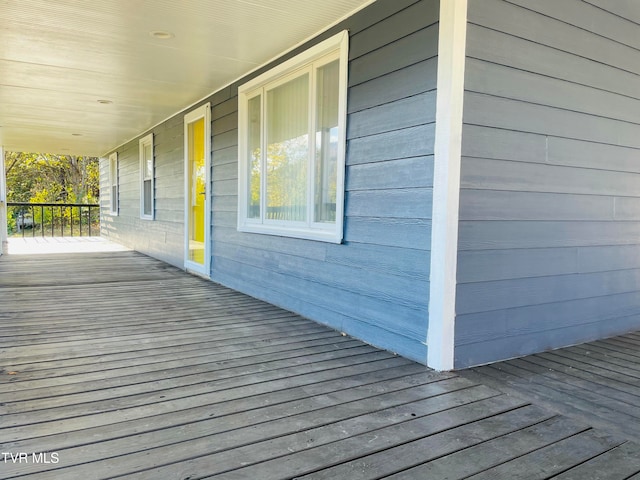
458;245;640;284
455;0;640;367
465;24;640;101
511;0;640;49
99;0;437;365
348;124;435;165
347;156;434;191
208;0;438;364
458;222;640;250
460;158;640;197
457;269;640;316
348;57;437;113
462;126;640;174
584;0;640;26
469;0;640;74
100;115;185;268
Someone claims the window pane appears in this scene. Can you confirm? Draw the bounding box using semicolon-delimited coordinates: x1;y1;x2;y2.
266;74;309;222
143;179;152;216
247;95;261;219
188;118;206;264
144;144;153;179
314;60;339;223
111;185;117;208
110;159;117;183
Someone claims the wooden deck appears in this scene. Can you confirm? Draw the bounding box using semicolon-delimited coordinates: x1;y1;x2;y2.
461;333;640;443
2;250;640;479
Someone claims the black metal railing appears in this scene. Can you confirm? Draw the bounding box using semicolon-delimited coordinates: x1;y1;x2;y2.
7;202;100;238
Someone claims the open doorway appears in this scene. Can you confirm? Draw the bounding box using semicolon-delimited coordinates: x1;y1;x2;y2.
183;104;211;277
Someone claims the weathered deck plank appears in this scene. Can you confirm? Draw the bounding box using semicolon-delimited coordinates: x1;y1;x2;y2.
381;415;588;480
124;395;525;480
462;330;640;443
298;405;560;480
2;251;640;479
463;430;622;480
551;441;640;480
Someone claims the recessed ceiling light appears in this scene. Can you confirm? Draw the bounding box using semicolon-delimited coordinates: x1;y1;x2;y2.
97;99;113;104
150;30;174;39
72;133;82;136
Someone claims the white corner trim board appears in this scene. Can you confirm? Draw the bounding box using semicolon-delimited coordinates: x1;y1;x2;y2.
427;0;468;371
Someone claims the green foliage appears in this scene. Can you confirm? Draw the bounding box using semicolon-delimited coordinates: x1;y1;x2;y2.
7;215;16;235
4;152;100;236
5;152;100;204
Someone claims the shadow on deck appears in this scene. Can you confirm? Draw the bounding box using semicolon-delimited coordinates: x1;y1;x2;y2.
1;250;640;479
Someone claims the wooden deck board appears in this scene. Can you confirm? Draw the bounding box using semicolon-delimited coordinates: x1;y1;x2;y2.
298;405;560;480
2;357;415;444
507;357;640;411
2;349;395;424
2;376;474;478
551;441;640;480
463;430;622;480
123;395;524;480
461;331;640;443
2;251;640;479
537;350;640;384
1;335;355;392
381;415;588;480
466;363;640;439
0;340;368;402
563;344;640;375
0;329;339;383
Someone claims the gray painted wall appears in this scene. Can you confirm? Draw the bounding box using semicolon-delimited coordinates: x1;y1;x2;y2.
455;0;640;367
100;113;186;268
100;0;438;364
210;0;438;363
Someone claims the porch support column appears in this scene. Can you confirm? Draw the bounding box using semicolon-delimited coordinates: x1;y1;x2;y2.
427;0;468;371
0;146;7;255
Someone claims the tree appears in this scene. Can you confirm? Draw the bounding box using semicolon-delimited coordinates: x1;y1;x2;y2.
5;152;100;204
4;152;100;235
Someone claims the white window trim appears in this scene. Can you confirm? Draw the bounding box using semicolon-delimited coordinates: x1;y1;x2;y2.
139;133;155;220
237;30;348;244
109;152;118;216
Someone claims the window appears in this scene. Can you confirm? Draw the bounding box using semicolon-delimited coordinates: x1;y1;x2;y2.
109;152;118;215
139;133;154;219
238;31;348;243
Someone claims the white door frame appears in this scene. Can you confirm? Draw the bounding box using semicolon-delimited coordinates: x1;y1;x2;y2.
183;103;211;277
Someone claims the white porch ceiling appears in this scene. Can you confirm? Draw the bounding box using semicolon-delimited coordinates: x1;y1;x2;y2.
0;0;373;156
